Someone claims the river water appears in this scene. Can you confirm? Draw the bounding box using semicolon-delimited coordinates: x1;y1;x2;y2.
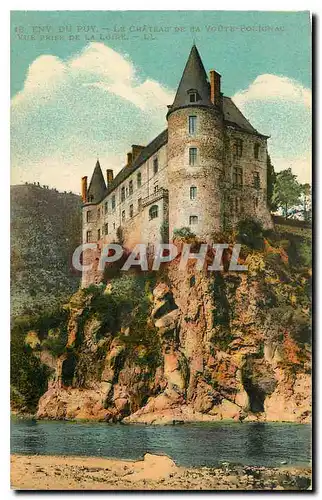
11;419;311;468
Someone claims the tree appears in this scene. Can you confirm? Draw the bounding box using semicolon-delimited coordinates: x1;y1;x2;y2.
266;155;277;211
272;168;303;218
299;183;312;222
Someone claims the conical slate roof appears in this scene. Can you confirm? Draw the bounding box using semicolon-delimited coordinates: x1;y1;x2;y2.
168;45;211;113
87;160;106;203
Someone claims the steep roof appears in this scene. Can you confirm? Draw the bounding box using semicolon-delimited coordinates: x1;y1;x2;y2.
104;129;168;197
87;160;106;203
222;96;264;135
168;44;212;113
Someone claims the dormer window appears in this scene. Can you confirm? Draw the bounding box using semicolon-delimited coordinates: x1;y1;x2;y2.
187;89;198;103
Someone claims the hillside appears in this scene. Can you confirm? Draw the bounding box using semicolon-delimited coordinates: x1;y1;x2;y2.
11;184;82;317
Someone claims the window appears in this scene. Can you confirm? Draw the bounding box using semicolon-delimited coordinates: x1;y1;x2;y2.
189;92;197;103
253;172;260;189
138;198;142;211
189;215;198;225
137;172;142;188
233;167;243;187
190;186;197;200
233;139;243;158
121;187;125;202
254;197;259;209
88;195;94;202
97;208;100;219
122;210;125;221
86;230;92;243
97;228;101;240
254;143;260;159
149;205;158;220
130;204;134;218
112;195;116;211
113;222;115;229
189;116;197;135
86;210;92;223
129;180;133;195
154;184;159;193
104;223;109;235
153;157;159;175
104;201;108;214
189;147;198;166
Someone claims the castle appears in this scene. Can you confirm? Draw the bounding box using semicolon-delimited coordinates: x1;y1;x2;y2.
81;45;273;287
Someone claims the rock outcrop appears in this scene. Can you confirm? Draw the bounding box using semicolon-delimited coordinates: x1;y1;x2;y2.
34;237;311;423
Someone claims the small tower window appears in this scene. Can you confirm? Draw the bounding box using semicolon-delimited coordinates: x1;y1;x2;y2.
129;180;133;195
253;172;260;189
97;208;100;219
254;143;260;159
122;210;125;221
189;215;198;225
233;167;243;187
149;205;158;220
112;195;116;211
104;201;108;214
190;186;197;200
86;210;92;223
86;230;92;243
104;223;109;235
137;172;142;188
138;198;142;211
154;184;159;193
153;157;159;175
254;197;259;209
130;204;134;218
97;228;101;240
189;147;198;166
121;187;125;202
189;116;197;135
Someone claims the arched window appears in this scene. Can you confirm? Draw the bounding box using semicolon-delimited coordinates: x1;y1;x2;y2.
190;186;197;200
149;205;158;220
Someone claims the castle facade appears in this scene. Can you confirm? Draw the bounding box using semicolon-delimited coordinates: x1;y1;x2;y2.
81;45;273;287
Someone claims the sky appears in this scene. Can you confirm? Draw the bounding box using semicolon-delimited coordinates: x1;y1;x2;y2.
11;10;312;193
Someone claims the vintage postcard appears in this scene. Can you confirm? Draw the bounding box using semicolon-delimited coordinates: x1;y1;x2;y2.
10;10;312;491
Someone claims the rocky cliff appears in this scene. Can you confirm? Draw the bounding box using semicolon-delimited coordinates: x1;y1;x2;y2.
20;227;311;424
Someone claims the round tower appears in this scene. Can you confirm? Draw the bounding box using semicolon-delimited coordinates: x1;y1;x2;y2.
167;45;225;242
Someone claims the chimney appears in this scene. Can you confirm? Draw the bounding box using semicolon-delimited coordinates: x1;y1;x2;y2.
127;152;133;167
209;70;221;105
106;169;114;187
81;176;87;203
132;144;144;162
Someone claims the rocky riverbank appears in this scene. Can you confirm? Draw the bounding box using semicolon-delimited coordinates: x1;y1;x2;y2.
11;453;312;491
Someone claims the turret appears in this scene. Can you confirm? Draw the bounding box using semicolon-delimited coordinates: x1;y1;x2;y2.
167;45;225;241
86;160;106;204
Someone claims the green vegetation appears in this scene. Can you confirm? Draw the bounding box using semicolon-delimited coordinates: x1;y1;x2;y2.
272;168;312;220
173;227;196;241
237;218;264;250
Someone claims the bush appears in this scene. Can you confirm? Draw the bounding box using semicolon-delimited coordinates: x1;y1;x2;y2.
173;227;196;241
237;218;264;250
